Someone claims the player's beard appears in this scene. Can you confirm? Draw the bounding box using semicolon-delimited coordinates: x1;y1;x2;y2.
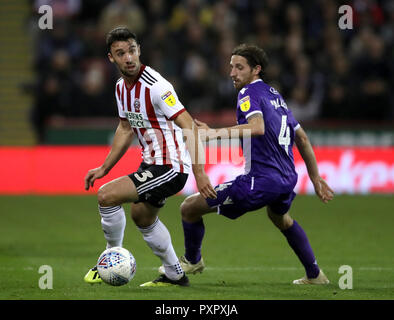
120;63;140;78
121;67;136;78
233;74;254;90
233;79;244;90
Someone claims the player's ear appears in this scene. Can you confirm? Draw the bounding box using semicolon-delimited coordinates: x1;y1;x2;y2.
108;52;115;63
253;65;262;76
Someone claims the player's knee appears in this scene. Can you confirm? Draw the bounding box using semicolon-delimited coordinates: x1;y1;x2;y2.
267;208;293;231
180;195;201;222
180;201;189;220
180;197;194;220
97;186;116;207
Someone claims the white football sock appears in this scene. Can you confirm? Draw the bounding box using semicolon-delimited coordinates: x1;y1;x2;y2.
99;205;126;248
138;217;184;280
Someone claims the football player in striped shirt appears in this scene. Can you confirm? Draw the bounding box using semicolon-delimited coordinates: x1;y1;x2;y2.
158;44;334;285
83;27;216;287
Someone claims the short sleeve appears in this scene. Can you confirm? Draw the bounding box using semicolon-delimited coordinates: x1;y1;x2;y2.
151;80;186;120
287;108;300;131
237;88;262;119
115;81;127;119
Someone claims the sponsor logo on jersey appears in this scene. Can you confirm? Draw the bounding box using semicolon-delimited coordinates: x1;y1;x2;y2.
269;87;279;94
239;96;251;112
125;111;147;128
161;91;176;107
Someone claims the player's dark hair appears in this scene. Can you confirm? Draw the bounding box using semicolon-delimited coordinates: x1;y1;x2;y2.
232;44;268;78
106;26;138;53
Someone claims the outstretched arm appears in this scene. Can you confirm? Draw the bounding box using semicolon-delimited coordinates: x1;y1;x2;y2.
174;111;217;199
194;113;264;140
294;127;334;203
84;118;134;190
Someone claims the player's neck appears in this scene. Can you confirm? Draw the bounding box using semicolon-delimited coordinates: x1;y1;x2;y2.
123;64;143;88
123;74;139;88
249;76;261;85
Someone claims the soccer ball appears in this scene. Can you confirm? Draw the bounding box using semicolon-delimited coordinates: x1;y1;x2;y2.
96;247;136;286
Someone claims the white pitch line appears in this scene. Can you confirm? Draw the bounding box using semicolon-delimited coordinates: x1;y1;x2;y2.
0;266;392;272
146;266;394;272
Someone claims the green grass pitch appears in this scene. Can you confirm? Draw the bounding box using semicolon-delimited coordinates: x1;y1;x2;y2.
0;194;393;300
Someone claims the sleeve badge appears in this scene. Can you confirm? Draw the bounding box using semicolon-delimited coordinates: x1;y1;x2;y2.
161;91;176;107
239;96;251;112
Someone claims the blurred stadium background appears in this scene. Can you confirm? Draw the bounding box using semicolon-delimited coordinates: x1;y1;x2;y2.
0;0;394;302
0;0;393;195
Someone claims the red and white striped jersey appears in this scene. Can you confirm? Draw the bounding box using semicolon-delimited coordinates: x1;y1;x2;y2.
115;65;191;174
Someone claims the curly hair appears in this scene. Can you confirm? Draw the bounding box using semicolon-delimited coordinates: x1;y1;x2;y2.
232;44;269;78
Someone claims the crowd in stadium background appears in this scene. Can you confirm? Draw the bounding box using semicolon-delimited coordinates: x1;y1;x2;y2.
26;0;394;142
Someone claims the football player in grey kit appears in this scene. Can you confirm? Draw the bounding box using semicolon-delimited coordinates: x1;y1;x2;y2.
159;43;334;284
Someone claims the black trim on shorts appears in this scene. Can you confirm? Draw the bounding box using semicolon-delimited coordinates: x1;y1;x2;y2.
128;162;188;208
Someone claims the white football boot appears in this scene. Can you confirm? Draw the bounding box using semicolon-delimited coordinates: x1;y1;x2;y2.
158;256;205;275
293;270;329;284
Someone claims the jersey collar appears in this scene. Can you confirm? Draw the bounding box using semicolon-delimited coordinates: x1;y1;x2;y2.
124;64;146;91
250;79;263;85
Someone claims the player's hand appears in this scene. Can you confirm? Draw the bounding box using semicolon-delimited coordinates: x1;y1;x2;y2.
312;176;334;203
84;167;107;191
194;119;210;130
195;172;217;199
194;119;216;141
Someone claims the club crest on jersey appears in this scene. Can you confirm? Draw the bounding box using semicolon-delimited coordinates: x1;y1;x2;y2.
239;96;251;112
134;98;141;112
161;91;176;107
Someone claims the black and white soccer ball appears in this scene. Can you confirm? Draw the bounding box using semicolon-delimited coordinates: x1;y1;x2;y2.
96;247;136;286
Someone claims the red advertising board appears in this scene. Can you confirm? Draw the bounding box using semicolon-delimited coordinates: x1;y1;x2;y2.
0;146;393;194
